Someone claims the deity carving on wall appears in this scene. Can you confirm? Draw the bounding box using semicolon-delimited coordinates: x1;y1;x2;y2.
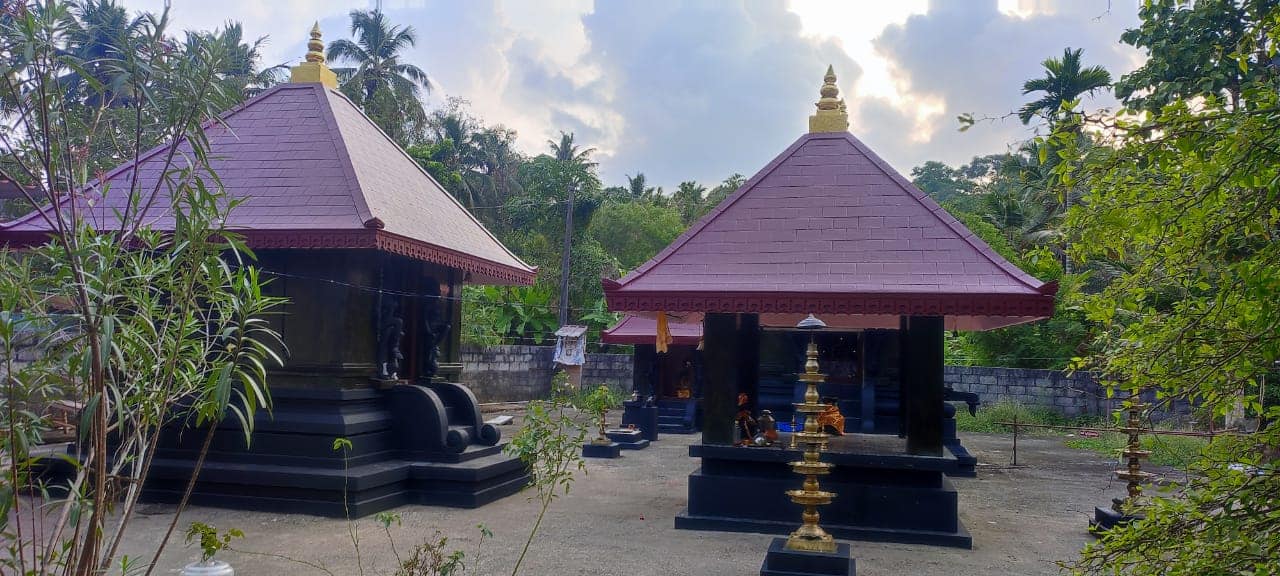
418;278;451;382
376;297;404;380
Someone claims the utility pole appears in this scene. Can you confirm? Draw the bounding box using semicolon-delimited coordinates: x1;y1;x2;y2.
558;182;576;326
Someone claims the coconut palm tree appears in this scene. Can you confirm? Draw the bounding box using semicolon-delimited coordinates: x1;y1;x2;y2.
1018;47;1112;127
625;173;661;201
327;9;431;142
548;131;596;168
545;130;599;191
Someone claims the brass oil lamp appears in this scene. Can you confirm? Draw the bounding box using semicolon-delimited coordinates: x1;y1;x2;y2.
1115;393;1154;508
785;314;838;553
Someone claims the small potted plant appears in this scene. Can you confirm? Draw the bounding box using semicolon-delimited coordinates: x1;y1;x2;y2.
581;384;621;445
181;522;242;576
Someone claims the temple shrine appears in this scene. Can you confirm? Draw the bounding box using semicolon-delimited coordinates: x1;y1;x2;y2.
0;25;536;516
603;67;1056;548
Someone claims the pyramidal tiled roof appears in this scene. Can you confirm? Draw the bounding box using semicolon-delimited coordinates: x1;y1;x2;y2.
0;83;535;285
603;131;1056;330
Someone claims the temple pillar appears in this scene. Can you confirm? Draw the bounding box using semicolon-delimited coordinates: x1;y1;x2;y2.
737;313;760;413
903;315;944;456
633;344;657;398
702;312;741;445
897;316;910;438
438;269;463;381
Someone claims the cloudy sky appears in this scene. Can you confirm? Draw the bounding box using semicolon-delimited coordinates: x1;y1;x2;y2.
133;0;1144;189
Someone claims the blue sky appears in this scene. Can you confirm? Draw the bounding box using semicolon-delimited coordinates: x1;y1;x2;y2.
140;1;1142;189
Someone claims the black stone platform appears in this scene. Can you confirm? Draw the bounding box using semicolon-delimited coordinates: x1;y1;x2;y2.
132;384;530;517
675;434;972;548
760;538;856;576
582;442;622;458
621;401;659;441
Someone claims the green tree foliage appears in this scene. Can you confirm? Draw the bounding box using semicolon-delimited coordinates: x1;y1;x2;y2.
702;172;746;213
671;180;708;224
586;201;685;271
327;9;432;144
1115;0;1278;113
406;98;524;217
0;4;285;574
1058;2;1280;573
911;160;973;203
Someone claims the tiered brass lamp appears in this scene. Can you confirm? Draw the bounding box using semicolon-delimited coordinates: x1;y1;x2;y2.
785;314;838;553
1115;394;1154;505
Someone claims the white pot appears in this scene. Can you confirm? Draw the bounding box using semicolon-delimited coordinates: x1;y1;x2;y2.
181;560;234;576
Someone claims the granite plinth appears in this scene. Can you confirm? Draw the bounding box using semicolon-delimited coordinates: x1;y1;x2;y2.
759;538;856;576
582;442;622;458
676;435;972;548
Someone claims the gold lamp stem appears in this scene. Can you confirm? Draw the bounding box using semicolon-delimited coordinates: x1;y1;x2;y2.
784;335;837;553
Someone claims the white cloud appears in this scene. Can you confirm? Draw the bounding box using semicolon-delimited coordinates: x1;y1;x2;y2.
130;0;1147;188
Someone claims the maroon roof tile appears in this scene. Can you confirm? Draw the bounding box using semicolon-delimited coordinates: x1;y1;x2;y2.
603;131;1055;330
0;83;534;285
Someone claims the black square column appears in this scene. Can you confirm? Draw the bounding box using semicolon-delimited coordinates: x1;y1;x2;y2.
702;313;741;445
903;315;944;456
737;313;760;413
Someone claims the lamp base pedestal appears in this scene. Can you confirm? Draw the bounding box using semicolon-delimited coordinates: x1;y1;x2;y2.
581;442;622;458
1089;503;1142;535
760;538;855;576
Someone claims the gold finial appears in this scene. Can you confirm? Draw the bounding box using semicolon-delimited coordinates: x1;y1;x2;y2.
808;65;849;134
290;22;338;88
306;22;325;63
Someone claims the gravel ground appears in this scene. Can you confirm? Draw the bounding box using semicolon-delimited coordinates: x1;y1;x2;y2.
24;427;1150;575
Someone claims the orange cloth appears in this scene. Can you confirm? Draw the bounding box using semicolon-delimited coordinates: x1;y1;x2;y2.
816;404;845;436
655;311;674;353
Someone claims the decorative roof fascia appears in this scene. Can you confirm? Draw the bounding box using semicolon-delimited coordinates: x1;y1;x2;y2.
0;227;535;285
372;230;535;285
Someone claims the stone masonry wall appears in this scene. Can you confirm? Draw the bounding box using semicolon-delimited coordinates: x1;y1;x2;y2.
944;366;1106;418
944;365;1191;420
459;345;633;403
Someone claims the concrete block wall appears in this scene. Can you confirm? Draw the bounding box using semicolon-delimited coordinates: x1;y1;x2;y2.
459;345;633;403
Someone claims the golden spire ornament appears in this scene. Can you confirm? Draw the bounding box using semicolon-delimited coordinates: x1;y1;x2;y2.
290;22;338;88
808;65;849;133
784;314;838;553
